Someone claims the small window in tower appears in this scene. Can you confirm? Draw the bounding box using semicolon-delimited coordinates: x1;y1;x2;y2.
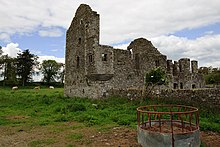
192;84;196;89
80;19;83;25
173;83;178;89
155;60;159;67
180;83;183;89
89;54;93;63
78;38;82;44
76;56;80;68
102;53;107;61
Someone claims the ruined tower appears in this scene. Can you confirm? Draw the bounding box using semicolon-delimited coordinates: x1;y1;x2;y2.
65;4;204;98
65;4;100;97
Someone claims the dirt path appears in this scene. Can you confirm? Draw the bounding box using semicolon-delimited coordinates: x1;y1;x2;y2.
0;122;219;147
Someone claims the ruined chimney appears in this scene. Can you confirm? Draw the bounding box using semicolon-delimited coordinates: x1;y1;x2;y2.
179;58;190;74
173;61;179;76
191;60;198;73
167;60;173;74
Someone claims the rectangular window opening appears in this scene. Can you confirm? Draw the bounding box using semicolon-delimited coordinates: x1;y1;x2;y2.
155;60;159;67
180;83;183;89
78;38;82;44
102;53;107;61
89;54;93;63
76;56;80;68
173;83;178;89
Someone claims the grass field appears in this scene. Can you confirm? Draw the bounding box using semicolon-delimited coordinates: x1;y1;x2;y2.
0;87;219;146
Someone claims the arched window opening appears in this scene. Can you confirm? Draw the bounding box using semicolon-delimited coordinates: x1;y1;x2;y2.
78;38;82;44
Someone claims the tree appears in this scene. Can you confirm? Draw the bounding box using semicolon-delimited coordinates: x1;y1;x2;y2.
16;49;38;86
0;55;17;86
41;60;62;85
58;63;65;84
205;69;220;85
142;67;168;101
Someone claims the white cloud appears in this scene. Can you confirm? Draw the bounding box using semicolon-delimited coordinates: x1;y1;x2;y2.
0;0;220;42
0;33;11;43
113;34;220;67
38;28;63;37
0;0;220;67
38;56;65;64
150;34;220;67
114;43;129;50
2;43;22;57
1;43;64;64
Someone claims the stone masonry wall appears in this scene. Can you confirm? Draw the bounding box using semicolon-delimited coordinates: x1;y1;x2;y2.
159;89;220;112
107;88;220;112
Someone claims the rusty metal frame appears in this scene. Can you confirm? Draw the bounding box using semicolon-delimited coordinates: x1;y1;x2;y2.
137;105;199;135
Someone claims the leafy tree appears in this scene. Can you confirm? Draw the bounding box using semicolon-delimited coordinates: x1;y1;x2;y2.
205;69;220;85
142;67;168;101
0;55;17;86
199;66;212;75
58;63;65;84
41;60;62;85
16;49;38;86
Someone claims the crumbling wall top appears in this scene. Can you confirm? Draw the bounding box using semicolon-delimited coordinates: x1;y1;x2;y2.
75;4;93;16
127;38;161;55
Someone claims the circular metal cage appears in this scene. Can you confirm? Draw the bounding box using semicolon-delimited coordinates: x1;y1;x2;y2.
137;105;199;134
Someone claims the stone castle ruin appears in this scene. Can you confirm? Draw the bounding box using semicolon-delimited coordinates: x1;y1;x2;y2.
64;4;204;98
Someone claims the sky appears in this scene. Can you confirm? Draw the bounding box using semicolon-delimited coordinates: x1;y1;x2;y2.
0;0;220;67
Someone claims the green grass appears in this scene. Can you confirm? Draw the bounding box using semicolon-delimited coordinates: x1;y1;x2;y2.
29;138;56;146
66;133;83;140
0;86;219;133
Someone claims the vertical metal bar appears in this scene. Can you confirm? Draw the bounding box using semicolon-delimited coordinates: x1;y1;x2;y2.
190;113;192;131
148;113;151;128
137;111;140;127
158;114;161;132
170;113;173;133
154;114;157;120
142;112;144;128
170;112;174;147
196;111;199;129
181;115;184;133
178;114;180;120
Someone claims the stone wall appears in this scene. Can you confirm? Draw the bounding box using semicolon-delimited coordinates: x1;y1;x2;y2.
159;88;220;112
107;88;220;112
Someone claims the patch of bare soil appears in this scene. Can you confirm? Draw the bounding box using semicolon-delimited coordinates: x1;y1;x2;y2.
200;131;220;147
0;122;140;147
0;121;219;147
5;115;30;120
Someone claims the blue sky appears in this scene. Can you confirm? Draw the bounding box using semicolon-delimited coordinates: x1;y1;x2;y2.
0;0;220;67
173;22;220;39
10;30;65;58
